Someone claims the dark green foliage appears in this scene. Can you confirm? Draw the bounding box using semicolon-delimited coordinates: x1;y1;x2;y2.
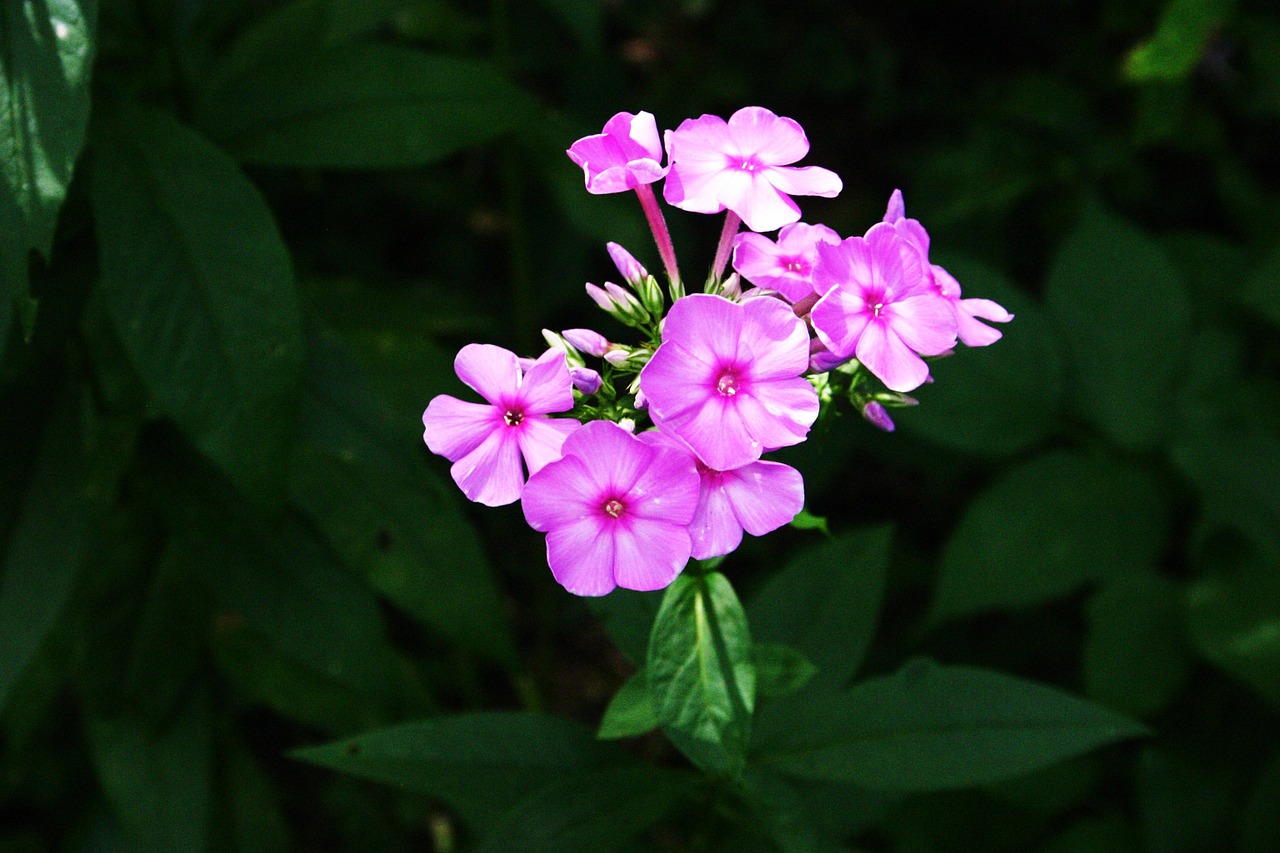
2;0;1277;850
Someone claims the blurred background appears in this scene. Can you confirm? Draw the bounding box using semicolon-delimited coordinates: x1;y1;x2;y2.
1;0;1278;850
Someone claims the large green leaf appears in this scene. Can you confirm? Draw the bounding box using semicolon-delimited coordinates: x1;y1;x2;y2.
747;525;892;689
597;670;658;740
1044;204;1191;449
0;0;95;297
293;713;626;826
90;105;303;507
647;571;755;778
290;330;516;667
0;388;86;715
751;660;1147;791
195;44;536;168
931;452;1170;620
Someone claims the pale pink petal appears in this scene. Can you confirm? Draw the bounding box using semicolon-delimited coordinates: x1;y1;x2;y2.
612;518;691;591
626;447;700;525
740;297;811;380
450;428;524;506
723;174;802;233
856;321;931;393
545;517;617;597
567;111;666;194
734;380;818;451
956;298;1014;347
453;344;521;406
519;348;575;415
811;286;872;359
726;107;809;165
732;232;807;298
639;343;717;421
517;416;580;476
568;420;653;495
862;222;924;299
522;453;599;530
892;218;930;258
813;237;873;296
651;293;744;367
722;460;804;536
689;474;745;560
886;293;958;356
656;394;759;472
422;395;500;461
766;165;843;200
617;111;663;161
932;264;962;298
883;189;906;223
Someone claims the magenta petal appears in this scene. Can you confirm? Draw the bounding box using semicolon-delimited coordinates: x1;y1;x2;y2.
883;189;906;223
721;461;804;536
812;237;873;296
612;518;691;591
517;416;580;476
767;165;843;200
661;394;759;471
453;343;521;405
811;286;871;359
734;380;817;451
956;298;1013;347
545;518;617;597
886;293;958;356
522;453;600;530
726;107;809;164
422;395;499;461
627;447;699;524
450;429;524;506
653;293;744;367
856;321;931;393
519;348;575;415
740;297;811;380
724;175;802;233
689;475;745;560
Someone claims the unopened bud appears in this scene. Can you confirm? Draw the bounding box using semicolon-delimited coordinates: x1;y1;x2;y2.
541;329;585;367
606;242;648;288
569;366;603;395
585;281;649;327
562;328;611;358
861;400;896;433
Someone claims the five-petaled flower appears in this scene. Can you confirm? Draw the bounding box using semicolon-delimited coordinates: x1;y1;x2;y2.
732;221;842;303
566;111;667;195
422;345;580;507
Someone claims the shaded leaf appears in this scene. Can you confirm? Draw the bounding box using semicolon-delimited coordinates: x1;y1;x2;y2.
1241;748;1280;853
1125;0;1236;82
932;452;1169;620
752;659;1147;791
1136;747;1234;853
1238;244;1280;331
587;587;662;665
597;670;657;740
90;104;303;506
748;525;891;689
751;643;818;700
532;0;603;51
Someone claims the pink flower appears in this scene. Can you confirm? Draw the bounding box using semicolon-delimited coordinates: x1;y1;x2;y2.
522;421;700;596
422;345;581;507
639;293;819;471
639;431;804;560
732;221;842;302
810;223;957;393
663;107;842;233
882;189;1012;347
566;111;667;195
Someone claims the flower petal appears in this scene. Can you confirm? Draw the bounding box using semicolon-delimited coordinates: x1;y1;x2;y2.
657;393;759;471
519;348;575;415
453;343;521;406
956;297;1014;347
612;518;691;592
545;517;617;597
856;320;931;393
741;296;811;380
626;446;700;525
689;473;745;560
810;285;872;359
735;378;818;451
726;107;810;164
517;416;580;476
450;428;524;506
883;188;906;223
422;395;499;461
723;174;802;233
767;165;843;200
721;460;804;536
522;453;598;530
886;293;958;356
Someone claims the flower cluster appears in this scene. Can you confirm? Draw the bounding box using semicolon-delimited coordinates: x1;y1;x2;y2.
423;107;1011;596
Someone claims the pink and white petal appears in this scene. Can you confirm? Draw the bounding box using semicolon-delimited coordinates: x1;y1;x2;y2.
810;286;872;358
883;189;906;223
732;232;788;290
522;453;599;531
519;348;576;415
886;293;958;356
727;107;809;164
781;221;842;252
586;162;664;194
856;321;931;393
767;165;843;199
662;157;729;213
741;297;811;380
725;175;802;233
663;394;760;472
618;110;663;161
932;264;962;298
812;237;873;296
453;343;521;406
721;461;804;536
545;517;617;597
640;343;720;423
612;518;691;592
657;293;744;368
422;395;499;461
956;298;1013;347
450;429;525;507
893;218;930;258
517;416;580;476
568;420;653;495
627;446;700;525
735;379;818;450
689;475;745;560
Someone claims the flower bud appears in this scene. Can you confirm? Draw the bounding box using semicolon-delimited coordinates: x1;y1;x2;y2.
570;366;603;395
861;400;896;432
541;329;586;368
561;328;611;358
585;281;650;327
607;242;648;288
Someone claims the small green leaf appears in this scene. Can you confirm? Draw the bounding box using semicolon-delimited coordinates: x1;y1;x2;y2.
647;571;755;777
196;45;537;168
752;643;818;700
597;670;658;740
90;104;303;507
788;509;829;534
748;526;892;688
752;659;1148;791
932;452;1169;620
293;713;625;826
1044;203;1191;449
1125;0;1236;82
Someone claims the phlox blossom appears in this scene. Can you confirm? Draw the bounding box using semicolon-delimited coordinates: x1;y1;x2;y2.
663;107;842;233
522;421;700;597
567;111;667;195
882;189;1012;346
422;345;580;507
732;221;842;302
640;293;819;471
810;223;957;393
639;431;804;560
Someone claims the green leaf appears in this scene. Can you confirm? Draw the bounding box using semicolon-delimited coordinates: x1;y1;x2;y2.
788;508;829;534
751;643;818;700
898;259;1063;456
0;389;87;715
474;765;689;853
1044;203;1191;449
931;452;1170;620
748;525;892;689
597;670;658;740
195;45;537;168
1241;748;1280;853
1238;245;1280;332
752;659;1148;791
214;729;291;853
290;329;516;666
90;104;303;507
532;0;603;51
738;770;850;853
0;0;96;275
1125;0;1236;82
293;713;626;826
1136;748;1234;853
1083;573;1190;718
587;587;662;665
86;687;213;853
647;571;755;777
